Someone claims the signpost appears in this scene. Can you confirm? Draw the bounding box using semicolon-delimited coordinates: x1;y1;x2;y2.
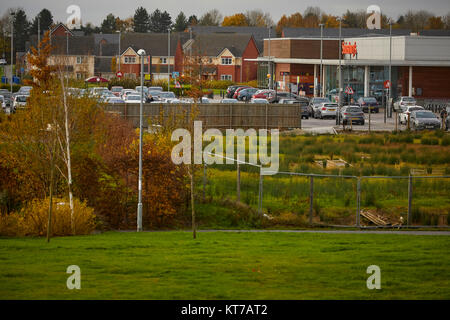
116;71;123;78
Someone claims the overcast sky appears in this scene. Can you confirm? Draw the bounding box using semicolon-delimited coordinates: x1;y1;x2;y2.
2;0;450;25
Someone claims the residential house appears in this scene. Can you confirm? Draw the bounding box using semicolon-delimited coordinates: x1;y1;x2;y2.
178;33;260;82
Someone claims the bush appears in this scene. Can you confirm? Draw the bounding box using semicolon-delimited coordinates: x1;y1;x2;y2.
0;84;21;93
0;197;96;237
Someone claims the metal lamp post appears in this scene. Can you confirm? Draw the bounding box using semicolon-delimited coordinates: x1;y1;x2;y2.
10;11;14;94
388;19;393;118
137;49;146;232
337;17;343;126
319;23;324;97
116;30;121;72
268;26;272;90
167;29;170;91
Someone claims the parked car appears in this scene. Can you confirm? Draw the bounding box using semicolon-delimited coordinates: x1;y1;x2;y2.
13;95;28;109
233;86;251;99
279;99;310;119
237;88;258;101
121;89;138;99
339;105;365;125
111;86;123;97
252;89;275;100
357;97;379;113
226;85;244;98
314;102;338;119
446;115;450;131
221;98;238;103
158;91;177;102
135;86;148;95
200;97;210;104
398;105;424;124
410;110;441;130
106;97;125;104
393;96;416;111
309;97;331;115
250;98;269;104
0;58;7;65
124;95;144;104
90;87;109;97
148;86;163;92
268;92;304;104
18;86;32;94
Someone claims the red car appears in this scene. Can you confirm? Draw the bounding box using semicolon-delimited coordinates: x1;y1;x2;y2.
252;89;275;100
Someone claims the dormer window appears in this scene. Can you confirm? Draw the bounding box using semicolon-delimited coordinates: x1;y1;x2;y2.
160;57;167;64
221;57;232;65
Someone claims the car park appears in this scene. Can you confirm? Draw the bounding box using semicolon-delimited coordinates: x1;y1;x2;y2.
148;86;163;92
135;86;148;96
393;96;416;111
339;106;365;125
314;102;338;119
357;97;379;113
237;88;258;101
398;105;424;124
121;89;138;99
410;110;441;130
279;99;310;119
158;91;177;102
268;92;303;104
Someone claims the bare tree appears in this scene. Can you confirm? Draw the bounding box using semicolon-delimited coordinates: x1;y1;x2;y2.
245;10;274;27
199;9;222;26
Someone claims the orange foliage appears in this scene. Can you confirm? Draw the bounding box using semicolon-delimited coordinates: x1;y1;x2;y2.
222;13;248;26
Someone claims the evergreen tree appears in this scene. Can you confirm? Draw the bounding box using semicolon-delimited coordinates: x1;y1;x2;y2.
188;15;198;26
101;13;117;33
30;9;53;36
13;9;30;52
174;11;188;32
149;9;172;33
133;7;150;32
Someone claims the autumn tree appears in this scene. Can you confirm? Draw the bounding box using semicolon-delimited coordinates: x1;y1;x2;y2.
321;14;340;28
116;17;134;32
245;10;273;27
188;15;198;26
303;6;321;28
427;16;445;29
222;13;248;27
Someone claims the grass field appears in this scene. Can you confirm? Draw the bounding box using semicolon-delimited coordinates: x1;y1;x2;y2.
1;231;449;299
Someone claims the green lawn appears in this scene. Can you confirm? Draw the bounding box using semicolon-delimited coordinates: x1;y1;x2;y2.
1;231;449;299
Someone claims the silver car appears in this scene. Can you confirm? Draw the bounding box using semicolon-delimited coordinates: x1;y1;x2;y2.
315;102;338;119
410;110;441;130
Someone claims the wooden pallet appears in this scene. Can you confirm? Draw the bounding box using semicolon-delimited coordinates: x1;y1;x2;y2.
360;211;389;226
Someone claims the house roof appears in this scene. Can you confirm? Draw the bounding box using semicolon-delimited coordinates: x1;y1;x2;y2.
282;27;413;38
50;35;96;55
186;33;255;57
50;23;73;36
120;33;190;56
190;26;273;53
94;57;113;73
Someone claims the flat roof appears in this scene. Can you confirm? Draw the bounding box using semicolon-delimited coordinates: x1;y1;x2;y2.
246;57;450;67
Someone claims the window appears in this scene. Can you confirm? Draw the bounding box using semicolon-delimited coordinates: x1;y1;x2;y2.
160;57;167;64
221;75;232;81
76;56;84;64
124;56;136;64
221;57;232;65
76;73;84;80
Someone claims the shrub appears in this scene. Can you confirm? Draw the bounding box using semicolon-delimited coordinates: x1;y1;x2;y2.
0;197;96;237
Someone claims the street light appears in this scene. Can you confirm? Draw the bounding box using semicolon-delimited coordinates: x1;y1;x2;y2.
388;18;393;119
167;29;170;91
137;48;146;232
319;23;324;97
268;26;272;90
337;17;343;127
10;11;14;94
116;30;121;72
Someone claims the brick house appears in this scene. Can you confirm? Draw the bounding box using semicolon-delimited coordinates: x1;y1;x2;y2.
178;33;259;82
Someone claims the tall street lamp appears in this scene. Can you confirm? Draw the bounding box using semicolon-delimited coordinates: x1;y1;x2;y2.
337;17;343;126
167;29;171;91
268;26;272;90
10;11;14;94
116;30;121;72
137;48;146;232
388;19;393;119
319;23;324;97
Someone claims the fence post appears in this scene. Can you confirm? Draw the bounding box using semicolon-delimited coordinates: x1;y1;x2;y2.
356;177;361;228
408;175;413;226
229;104;233;129
265;104;268;130
309;175;314;225
237;161;241;202
258;168;263;216
203;163;207;202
